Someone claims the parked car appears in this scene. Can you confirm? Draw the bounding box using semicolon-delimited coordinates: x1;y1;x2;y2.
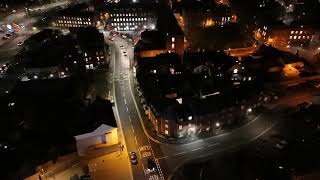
297;101;312;110
17;41;23;46
129;152;138;165
270;134;288;150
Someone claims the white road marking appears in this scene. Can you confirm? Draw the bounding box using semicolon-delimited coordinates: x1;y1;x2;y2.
180;139;204;146
131;125;135;134
126;106;129;112
124;98;127;105
191;147;204;152
111;43;134;180
139;145;151;151
207;143;220;147
251;121;278;141
134;136;139;146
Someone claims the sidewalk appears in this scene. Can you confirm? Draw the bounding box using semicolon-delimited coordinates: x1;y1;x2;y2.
24;153;83;180
87;150;132;180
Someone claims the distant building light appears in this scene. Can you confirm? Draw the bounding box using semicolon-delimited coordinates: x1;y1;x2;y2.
153;70;156;74
61;72;65;75
49;74;54;78
233;68;238;74
34;75;38;79
172;37;175;42
247;108;252;113
188;116;192;120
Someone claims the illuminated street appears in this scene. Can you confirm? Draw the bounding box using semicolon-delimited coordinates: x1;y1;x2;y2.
1;0;320;180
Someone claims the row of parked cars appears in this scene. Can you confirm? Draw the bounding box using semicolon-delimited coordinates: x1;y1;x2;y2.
129;151;157;173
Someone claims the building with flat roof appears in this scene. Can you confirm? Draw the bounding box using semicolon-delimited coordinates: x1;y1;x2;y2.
52;4;100;29
102;3;157;31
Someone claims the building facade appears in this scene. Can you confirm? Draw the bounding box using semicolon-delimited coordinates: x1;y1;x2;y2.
52;12;98;29
77;27;107;70
105;5;157;31
255;25;315;47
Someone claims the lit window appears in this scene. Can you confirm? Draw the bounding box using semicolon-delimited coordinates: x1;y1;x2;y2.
171;43;175;49
172;37;175;42
303;36;305;39
165;124;168;128
307;36;310;39
298;36;301;39
233;68;238;74
188;116;192;120
165;130;168;135
289;36;292;39
179;125;182;130
300;31;303;34
294;36;297;39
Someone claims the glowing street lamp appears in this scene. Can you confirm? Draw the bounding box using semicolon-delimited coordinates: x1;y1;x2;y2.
215;122;220;127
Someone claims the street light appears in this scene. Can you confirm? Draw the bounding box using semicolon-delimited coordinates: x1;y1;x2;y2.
215;122;220;127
